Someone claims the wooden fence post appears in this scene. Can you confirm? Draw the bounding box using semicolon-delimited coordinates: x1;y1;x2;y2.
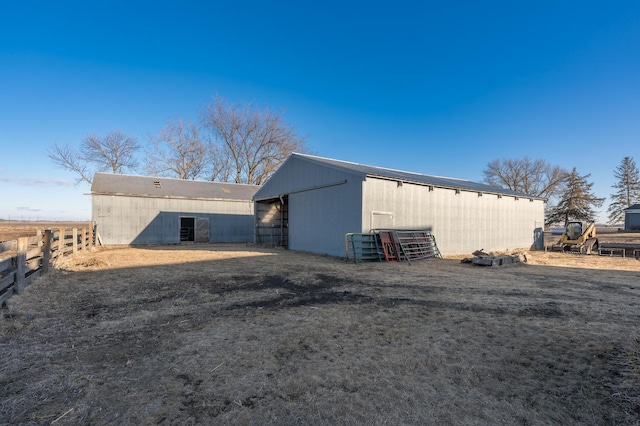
94;224;100;246
43;230;52;274
58;228;64;259
73;228;78;254
81;228;86;251
15;237;27;295
89;225;94;248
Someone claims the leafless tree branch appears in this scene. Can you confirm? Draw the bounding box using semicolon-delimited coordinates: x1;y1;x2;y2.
48;131;139;184
47;144;93;185
483;157;568;200
146;119;209;180
201;96;308;185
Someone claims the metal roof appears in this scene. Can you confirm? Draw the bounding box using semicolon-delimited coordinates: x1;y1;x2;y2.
625;204;640;211
292;153;543;199
91;173;259;201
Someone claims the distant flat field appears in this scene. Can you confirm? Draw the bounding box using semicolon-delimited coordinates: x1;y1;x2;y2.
0;221;90;242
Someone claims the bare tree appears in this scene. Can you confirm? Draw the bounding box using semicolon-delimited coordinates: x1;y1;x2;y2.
545;168;604;226
146;119;209;180
201;96;308;185
48;131;140;184
607;156;640;225
48;143;92;185
483;157;568;200
208;142;234;183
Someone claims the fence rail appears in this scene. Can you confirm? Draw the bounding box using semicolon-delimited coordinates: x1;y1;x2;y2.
0;227;93;306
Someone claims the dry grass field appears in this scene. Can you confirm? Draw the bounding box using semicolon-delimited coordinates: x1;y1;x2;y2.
0;221;90;243
1;243;639;425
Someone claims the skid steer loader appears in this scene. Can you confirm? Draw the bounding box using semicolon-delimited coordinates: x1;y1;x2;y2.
551;222;599;254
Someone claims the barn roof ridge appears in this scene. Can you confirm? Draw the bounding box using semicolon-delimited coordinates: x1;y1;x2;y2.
91;172;259;201
92;172;260;188
293;152;470;182
292;153;542;199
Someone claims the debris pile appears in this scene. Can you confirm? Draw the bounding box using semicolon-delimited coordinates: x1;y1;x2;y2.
461;249;527;267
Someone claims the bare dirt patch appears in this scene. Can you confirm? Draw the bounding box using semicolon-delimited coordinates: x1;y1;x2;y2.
1;244;639;424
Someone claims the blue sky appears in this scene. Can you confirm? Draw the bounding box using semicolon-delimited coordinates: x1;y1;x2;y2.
1;1;639;222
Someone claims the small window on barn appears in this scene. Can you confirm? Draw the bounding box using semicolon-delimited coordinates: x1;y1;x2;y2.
153;181;162;189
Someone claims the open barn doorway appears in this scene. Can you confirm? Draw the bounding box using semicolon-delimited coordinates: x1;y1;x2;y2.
180;217;195;242
255;196;288;247
180;216;209;242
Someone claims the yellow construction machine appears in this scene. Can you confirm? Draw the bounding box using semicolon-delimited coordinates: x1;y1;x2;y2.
551;222;599;254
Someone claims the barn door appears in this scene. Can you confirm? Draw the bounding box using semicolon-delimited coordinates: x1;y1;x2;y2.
195;217;209;242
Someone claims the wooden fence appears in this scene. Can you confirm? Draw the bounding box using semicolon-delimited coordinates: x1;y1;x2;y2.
0;227;93;306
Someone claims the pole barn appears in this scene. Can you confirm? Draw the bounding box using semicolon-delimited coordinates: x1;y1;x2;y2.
91;173;259;245
253;153;545;257
624;204;640;231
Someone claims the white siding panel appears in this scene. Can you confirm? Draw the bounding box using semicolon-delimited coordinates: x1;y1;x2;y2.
362;178;544;255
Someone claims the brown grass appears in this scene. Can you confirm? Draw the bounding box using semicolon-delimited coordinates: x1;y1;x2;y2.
1;245;639;424
0;221;90;243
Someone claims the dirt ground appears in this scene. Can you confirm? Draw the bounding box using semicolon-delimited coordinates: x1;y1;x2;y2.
1;243;639;425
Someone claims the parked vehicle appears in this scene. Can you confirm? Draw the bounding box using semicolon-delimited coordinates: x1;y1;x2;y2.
551;222;598;254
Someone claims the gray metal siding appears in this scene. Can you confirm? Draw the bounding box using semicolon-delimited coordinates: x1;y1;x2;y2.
254;155;361;201
254;155;364;257
361;178;545;255
291;153;542;199
289;180;362;257
255;154;544;258
92;195;254;245
625;209;640;230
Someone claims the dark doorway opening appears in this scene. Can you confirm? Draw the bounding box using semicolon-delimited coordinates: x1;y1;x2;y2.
180;217;195;242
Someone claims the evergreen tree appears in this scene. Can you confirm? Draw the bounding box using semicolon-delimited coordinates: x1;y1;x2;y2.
607;156;640;225
545;168;604;226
